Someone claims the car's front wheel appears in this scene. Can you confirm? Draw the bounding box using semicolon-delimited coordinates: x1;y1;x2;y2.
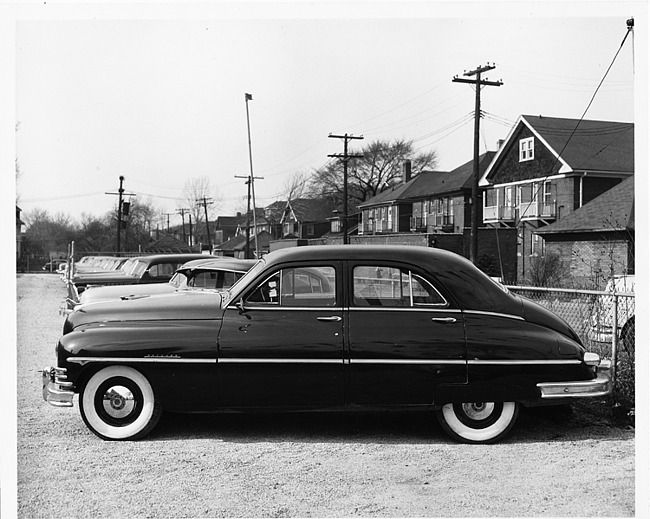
436;401;519;444
79;366;162;441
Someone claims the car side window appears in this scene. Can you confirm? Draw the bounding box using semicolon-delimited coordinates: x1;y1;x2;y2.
190;271;239;289
353;266;446;307
245;267;336;307
149;263;175;279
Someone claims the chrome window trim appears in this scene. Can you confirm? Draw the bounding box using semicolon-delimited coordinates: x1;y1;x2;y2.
227;305;344;312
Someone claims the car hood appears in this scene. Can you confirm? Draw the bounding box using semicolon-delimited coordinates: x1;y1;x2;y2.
79;283;176;304
66;290;224;331
517;295;582;345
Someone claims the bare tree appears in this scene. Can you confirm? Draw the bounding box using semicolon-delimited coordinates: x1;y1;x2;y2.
282;171;310;202
181;176;221;244
309;138;438;211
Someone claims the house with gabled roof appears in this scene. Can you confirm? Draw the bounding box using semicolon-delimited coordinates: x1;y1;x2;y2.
214;230;272;259
359;153;495;236
279;198;334;239
479;115;634;281
535;176;634;287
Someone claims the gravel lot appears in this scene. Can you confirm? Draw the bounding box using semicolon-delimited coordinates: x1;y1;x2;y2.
16;274;635;517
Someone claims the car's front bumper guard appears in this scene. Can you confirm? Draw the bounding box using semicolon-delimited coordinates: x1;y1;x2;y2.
537;360;612;399
42;366;74;407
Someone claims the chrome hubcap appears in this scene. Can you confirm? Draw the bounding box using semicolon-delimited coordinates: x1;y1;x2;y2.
461;402;495;420
102;385;136;419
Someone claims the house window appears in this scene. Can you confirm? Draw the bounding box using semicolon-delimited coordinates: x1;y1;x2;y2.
519;137;534;162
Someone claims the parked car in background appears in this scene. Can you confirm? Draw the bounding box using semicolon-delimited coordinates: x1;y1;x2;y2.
43;245;611;444
43;259;67;272
70;253;209;294
74;258;256;307
589;274;635;347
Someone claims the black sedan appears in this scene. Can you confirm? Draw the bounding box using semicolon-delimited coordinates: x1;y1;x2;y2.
43;245;611;443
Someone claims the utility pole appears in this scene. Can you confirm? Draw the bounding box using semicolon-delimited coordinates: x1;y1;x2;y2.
235;174;264;259
162;213;173;233
328;133;364;244
188;214;193;248
176;208;189;245
453;64;502;264
244;93;263;257
105;175;135;253
196;197;214;251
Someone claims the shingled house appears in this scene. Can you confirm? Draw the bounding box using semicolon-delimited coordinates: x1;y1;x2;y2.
479;115;634;281
534;176;634;287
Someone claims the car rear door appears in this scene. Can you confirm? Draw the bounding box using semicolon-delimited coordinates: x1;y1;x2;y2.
347;262;467;406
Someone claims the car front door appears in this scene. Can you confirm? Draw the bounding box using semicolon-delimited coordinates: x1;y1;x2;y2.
217;263;345;408
347;263;467;406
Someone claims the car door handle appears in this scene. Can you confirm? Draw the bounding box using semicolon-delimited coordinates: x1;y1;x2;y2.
431;317;457;323
317;316;342;322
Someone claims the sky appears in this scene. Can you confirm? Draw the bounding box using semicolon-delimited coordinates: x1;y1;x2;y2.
7;1;646;232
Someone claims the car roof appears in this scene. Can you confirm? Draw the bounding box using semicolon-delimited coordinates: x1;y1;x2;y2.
179;258;256;272
262;245;470;271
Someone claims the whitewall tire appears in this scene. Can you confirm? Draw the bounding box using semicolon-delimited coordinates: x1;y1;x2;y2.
436;401;519;444
80;366;162;441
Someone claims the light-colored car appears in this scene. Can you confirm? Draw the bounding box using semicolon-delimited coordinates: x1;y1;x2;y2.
589;275;635;346
76;258;256;306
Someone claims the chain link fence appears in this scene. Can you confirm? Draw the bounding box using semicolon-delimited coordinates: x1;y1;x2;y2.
507;285;635;410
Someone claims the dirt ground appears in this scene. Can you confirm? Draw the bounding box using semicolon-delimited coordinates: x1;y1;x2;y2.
14;274;635;517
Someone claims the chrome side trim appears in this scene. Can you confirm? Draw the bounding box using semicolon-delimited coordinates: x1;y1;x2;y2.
219;358;342;364
67;357;216;366
463;310;525;321
227;305;343;312
469;359;582;366
350;307;462;313
351;359;465;365
65;357;584;367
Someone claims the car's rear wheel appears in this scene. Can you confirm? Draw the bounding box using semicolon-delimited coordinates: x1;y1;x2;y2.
80;366;162;441
436;401;519;444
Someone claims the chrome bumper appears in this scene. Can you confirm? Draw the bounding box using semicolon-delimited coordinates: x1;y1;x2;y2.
537;360;612;399
42;366;74;407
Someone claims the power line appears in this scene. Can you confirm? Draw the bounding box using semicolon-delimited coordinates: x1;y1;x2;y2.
516;18;635;227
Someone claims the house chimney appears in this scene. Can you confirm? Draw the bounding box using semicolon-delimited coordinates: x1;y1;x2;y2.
403;160;412;183
497;139;505;150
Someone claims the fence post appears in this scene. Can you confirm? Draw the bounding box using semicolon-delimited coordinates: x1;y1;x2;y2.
611;294;619;392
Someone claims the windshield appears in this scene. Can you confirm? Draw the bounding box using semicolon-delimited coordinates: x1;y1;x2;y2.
130;260;148;277
223;258;266;304
168;271;188;288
